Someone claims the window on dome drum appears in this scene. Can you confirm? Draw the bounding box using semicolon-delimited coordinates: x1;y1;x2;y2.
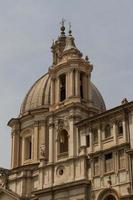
105;124;111;139
119;149;126;169
60;74;66;102
80;72;84;99
59;130;68;155
92;128;98;144
117;121;123;136
24;136;32;160
94;157;100;176
86;135;90;147
105;152;113;172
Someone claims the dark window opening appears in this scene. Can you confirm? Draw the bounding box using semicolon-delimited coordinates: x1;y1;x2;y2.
60;74;66;102
117;121;123;135
25;136;32;160
80;73;83;99
104;195;116;200
105;153;112;160
86;135;90;147
29;141;32;159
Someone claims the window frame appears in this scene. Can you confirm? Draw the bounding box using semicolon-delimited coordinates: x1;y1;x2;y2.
118;149;126;170
24;135;32;161
104;124;111;139
105;152;114;173
94;157;100;176
117;120;123;136
58;129;69;159
92;128;98;144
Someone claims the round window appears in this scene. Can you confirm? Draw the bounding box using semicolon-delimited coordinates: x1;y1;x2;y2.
56;166;65;177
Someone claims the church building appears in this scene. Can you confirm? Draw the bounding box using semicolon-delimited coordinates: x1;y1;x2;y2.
0;22;133;200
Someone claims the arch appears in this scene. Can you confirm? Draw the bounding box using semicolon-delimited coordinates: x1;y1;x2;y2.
104;195;116;200
97;188;119;200
20;128;33;137
58;129;68;154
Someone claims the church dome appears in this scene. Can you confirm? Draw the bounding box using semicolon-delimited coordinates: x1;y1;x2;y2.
20;73;106;116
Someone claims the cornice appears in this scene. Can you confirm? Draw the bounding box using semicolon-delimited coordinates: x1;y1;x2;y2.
76;101;133;128
49;58;92;75
32;179;90;196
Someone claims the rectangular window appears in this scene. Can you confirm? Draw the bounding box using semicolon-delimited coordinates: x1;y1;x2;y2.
105;124;111;139
86;135;90;147
105;153;113;172
119;149;125;169
94;157;99;176
25;136;32;160
117;121;123;136
93;129;98;144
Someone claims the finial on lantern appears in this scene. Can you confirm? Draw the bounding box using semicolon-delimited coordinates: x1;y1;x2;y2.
60;18;66;36
68;22;72;36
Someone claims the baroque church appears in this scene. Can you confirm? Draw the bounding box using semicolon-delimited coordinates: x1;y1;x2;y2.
0;22;133;200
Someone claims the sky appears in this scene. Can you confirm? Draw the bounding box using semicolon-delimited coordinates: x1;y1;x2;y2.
0;0;133;168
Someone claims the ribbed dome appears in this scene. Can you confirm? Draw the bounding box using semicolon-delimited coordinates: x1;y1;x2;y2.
20;73;106;115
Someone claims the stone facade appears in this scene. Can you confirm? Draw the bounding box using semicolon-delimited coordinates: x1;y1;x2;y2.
0;23;133;200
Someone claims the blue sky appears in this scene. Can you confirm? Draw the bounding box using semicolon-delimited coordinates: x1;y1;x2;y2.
0;0;133;167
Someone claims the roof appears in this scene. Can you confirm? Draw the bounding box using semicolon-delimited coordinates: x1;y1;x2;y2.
20;73;106;116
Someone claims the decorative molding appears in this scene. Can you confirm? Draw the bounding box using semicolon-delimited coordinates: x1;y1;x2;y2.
34;121;39;127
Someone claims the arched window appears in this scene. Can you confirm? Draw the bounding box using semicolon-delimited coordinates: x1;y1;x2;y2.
104;195;116;200
117;121;123;136
105;124;111;138
60;74;66;102
58;130;68;154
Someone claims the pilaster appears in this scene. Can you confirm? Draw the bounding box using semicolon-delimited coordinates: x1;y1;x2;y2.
69;69;74;97
98;125;102;150
83;74;88;100
89;128;93;153
11;130;20;168
123;119;127;142
66;72;69;98
22;136;25;164
34;121;39;162
75;69;80;97
50;78;55;105
113;121;117;145
48;119;54;163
